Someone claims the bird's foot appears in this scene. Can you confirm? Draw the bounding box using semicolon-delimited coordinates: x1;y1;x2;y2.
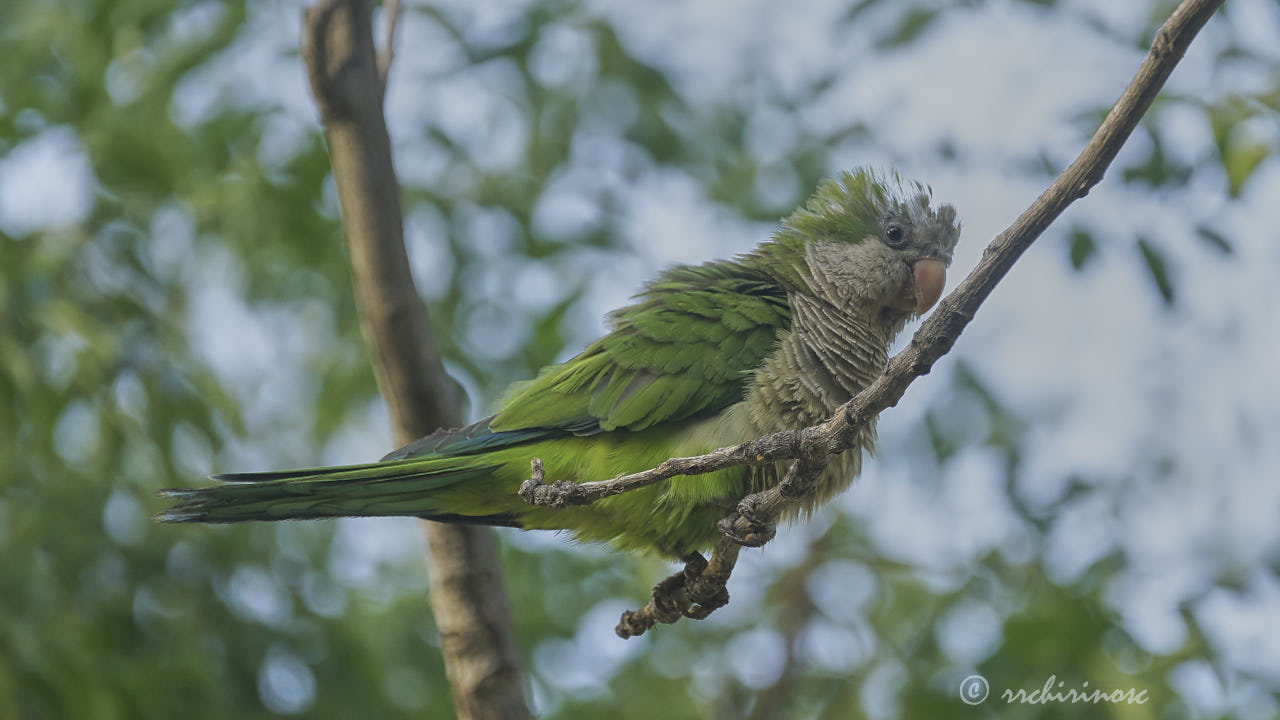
717;495;777;547
616;551;730;638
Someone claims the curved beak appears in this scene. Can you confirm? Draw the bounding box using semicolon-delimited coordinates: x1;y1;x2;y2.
911;258;947;315
892;258;947;315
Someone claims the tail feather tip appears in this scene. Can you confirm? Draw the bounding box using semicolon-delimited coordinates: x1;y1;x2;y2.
154;508;206;523
156;487;198;499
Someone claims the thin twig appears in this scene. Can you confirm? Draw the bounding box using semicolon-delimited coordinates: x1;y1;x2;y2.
519;0;1224;637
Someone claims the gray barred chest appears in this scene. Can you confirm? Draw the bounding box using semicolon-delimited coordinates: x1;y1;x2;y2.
739;296;896;513
750;296;893;419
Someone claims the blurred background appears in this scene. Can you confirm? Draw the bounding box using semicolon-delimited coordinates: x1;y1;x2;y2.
2;0;1279;717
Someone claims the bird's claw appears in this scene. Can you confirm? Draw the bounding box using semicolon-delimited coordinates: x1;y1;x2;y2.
717;496;776;547
684;582;729;619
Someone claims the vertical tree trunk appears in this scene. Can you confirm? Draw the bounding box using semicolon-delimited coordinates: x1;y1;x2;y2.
301;2;532;717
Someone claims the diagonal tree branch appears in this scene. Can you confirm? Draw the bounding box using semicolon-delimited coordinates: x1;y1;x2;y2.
302;1;532;716
520;0;1225;637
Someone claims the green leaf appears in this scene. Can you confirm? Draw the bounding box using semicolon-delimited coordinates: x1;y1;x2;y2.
1136;237;1175;306
923;409;955;464
1195;224;1233;255
1067;228;1097;270
878;8;940;49
1207;98;1271;197
1224;139;1268;197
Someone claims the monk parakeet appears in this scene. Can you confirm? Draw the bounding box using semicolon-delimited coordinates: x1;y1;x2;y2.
158;168;960;556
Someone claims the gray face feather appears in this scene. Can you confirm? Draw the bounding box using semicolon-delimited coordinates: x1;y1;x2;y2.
802;179;961;318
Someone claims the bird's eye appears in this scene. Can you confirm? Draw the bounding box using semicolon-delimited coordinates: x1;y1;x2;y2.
884;224;905;247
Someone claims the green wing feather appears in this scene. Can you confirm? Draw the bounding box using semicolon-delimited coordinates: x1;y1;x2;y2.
491;261;791;434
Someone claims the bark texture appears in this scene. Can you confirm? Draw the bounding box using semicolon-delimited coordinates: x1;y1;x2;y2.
302;2;532;717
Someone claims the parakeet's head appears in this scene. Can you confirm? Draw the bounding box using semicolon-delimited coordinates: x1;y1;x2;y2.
765;168;961;319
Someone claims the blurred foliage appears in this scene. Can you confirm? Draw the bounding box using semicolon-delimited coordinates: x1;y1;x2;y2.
1;0;1276;718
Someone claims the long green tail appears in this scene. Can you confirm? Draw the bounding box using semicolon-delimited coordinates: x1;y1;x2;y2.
154;456;507;525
